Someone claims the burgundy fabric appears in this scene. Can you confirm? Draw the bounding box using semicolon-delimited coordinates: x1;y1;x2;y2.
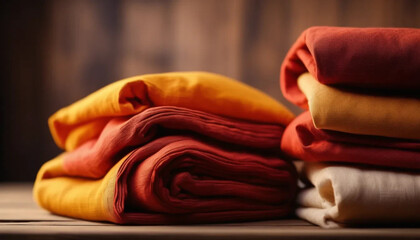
280;26;420;108
281;112;420;169
62;106;284;178
114;136;297;224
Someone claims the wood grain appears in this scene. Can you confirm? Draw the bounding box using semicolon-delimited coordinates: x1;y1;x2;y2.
1;183;419;240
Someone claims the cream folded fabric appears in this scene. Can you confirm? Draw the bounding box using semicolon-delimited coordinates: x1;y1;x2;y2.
297;73;420;140
297;162;420;228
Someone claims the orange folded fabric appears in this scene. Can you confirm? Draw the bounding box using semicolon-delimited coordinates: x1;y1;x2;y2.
35;108;297;224
34;72;297;224
296;73;420;140
50;72;294;151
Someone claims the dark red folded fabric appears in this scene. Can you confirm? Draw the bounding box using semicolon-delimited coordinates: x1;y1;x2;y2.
57;106;296;224
62;106;284;178
280;112;420;169
114;136;297;224
281;26;420;108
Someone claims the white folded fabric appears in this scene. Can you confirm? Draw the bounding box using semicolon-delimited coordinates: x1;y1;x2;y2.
297;162;420;228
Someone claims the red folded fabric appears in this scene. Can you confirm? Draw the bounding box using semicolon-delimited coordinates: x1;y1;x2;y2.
115;135;297;224
50;106;296;224
280;112;420;169
62;106;285;178
281;26;420;108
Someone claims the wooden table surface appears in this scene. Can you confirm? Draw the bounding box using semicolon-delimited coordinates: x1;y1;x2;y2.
1;183;419;240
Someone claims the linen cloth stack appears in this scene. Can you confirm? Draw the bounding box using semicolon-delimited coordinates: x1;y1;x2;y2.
34;72;298;224
280;26;420;228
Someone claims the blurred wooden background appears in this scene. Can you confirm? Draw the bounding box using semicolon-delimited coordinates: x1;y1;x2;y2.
1;0;419;181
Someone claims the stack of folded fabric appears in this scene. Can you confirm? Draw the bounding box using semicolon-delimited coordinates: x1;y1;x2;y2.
280;27;420;228
34;72;298;224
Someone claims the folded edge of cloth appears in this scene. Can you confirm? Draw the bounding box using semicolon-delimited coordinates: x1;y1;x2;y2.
34;136;298;224
280;111;420;169
296;162;420;228
297;73;420;140
61;106;285;179
49;71;295;151
280;26;420;108
33;155;120;222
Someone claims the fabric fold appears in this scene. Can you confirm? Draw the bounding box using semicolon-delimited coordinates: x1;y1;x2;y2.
61;106;285;179
296;162;420;228
117;136;296;224
50;71;294;151
281;26;420;108
35;135;297;224
297;73;420;140
280;112;420;169
280;26;420;228
34;71;298;224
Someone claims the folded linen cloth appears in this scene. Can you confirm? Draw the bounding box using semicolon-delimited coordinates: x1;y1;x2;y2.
280;112;420;169
60;106;285;179
297;73;420;140
34;72;298;224
50;71;294;151
281;26;420;108
35;135;297;223
297;162;420;228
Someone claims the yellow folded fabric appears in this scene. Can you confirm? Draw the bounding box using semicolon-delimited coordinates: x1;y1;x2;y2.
298;73;420;140
297;162;420;228
34;154;122;222
50;72;295;151
36;71;297;224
